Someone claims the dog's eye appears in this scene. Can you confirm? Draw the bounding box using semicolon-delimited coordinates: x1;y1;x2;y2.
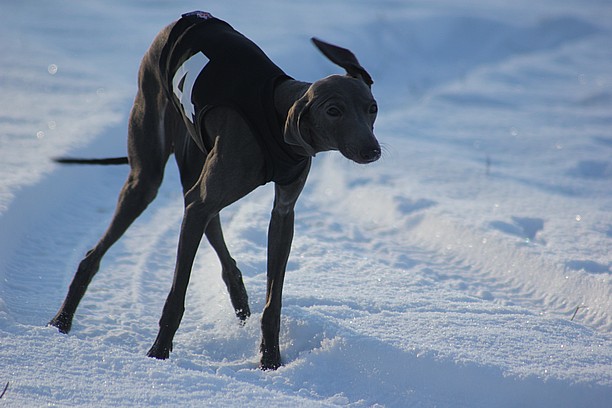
369;103;378;114
326;107;342;117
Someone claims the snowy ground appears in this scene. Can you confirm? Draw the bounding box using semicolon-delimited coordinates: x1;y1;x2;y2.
1;0;611;406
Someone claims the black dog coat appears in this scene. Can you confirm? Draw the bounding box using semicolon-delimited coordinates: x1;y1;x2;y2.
159;11;310;185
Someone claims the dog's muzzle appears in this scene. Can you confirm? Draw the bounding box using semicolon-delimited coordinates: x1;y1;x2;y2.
359;146;381;163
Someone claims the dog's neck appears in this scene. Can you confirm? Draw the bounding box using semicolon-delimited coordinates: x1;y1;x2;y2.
274;79;312;155
274;79;310;120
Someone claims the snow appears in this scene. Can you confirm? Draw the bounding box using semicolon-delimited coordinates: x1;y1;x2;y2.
1;0;611;406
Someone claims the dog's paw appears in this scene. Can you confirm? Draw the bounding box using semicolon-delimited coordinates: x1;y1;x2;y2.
259;345;282;371
259;356;282;371
147;342;172;360
48;311;73;334
235;306;251;323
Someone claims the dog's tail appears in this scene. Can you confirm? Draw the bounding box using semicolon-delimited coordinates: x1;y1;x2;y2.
53;157;129;165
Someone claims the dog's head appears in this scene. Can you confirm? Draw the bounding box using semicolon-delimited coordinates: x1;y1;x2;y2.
284;39;380;164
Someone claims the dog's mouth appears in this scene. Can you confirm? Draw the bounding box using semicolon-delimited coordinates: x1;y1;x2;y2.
342;144;382;164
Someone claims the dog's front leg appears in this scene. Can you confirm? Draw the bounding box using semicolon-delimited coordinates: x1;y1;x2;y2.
147;145;230;359
147;196;211;359
260;166;310;370
148;112;265;359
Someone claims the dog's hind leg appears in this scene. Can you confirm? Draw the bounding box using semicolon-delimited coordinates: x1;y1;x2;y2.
205;215;251;321
50;65;172;333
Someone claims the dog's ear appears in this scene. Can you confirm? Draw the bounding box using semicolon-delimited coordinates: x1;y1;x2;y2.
284;94;316;157
311;37;373;87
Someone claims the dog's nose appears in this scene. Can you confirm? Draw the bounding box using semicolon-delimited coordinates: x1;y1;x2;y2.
360;147;381;163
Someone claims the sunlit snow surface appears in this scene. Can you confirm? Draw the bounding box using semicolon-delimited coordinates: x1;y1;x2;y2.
1;1;611;406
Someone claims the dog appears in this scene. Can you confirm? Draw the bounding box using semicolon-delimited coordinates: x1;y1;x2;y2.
49;11;380;370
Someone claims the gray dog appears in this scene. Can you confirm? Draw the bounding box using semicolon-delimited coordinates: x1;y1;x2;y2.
50;11;380;370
